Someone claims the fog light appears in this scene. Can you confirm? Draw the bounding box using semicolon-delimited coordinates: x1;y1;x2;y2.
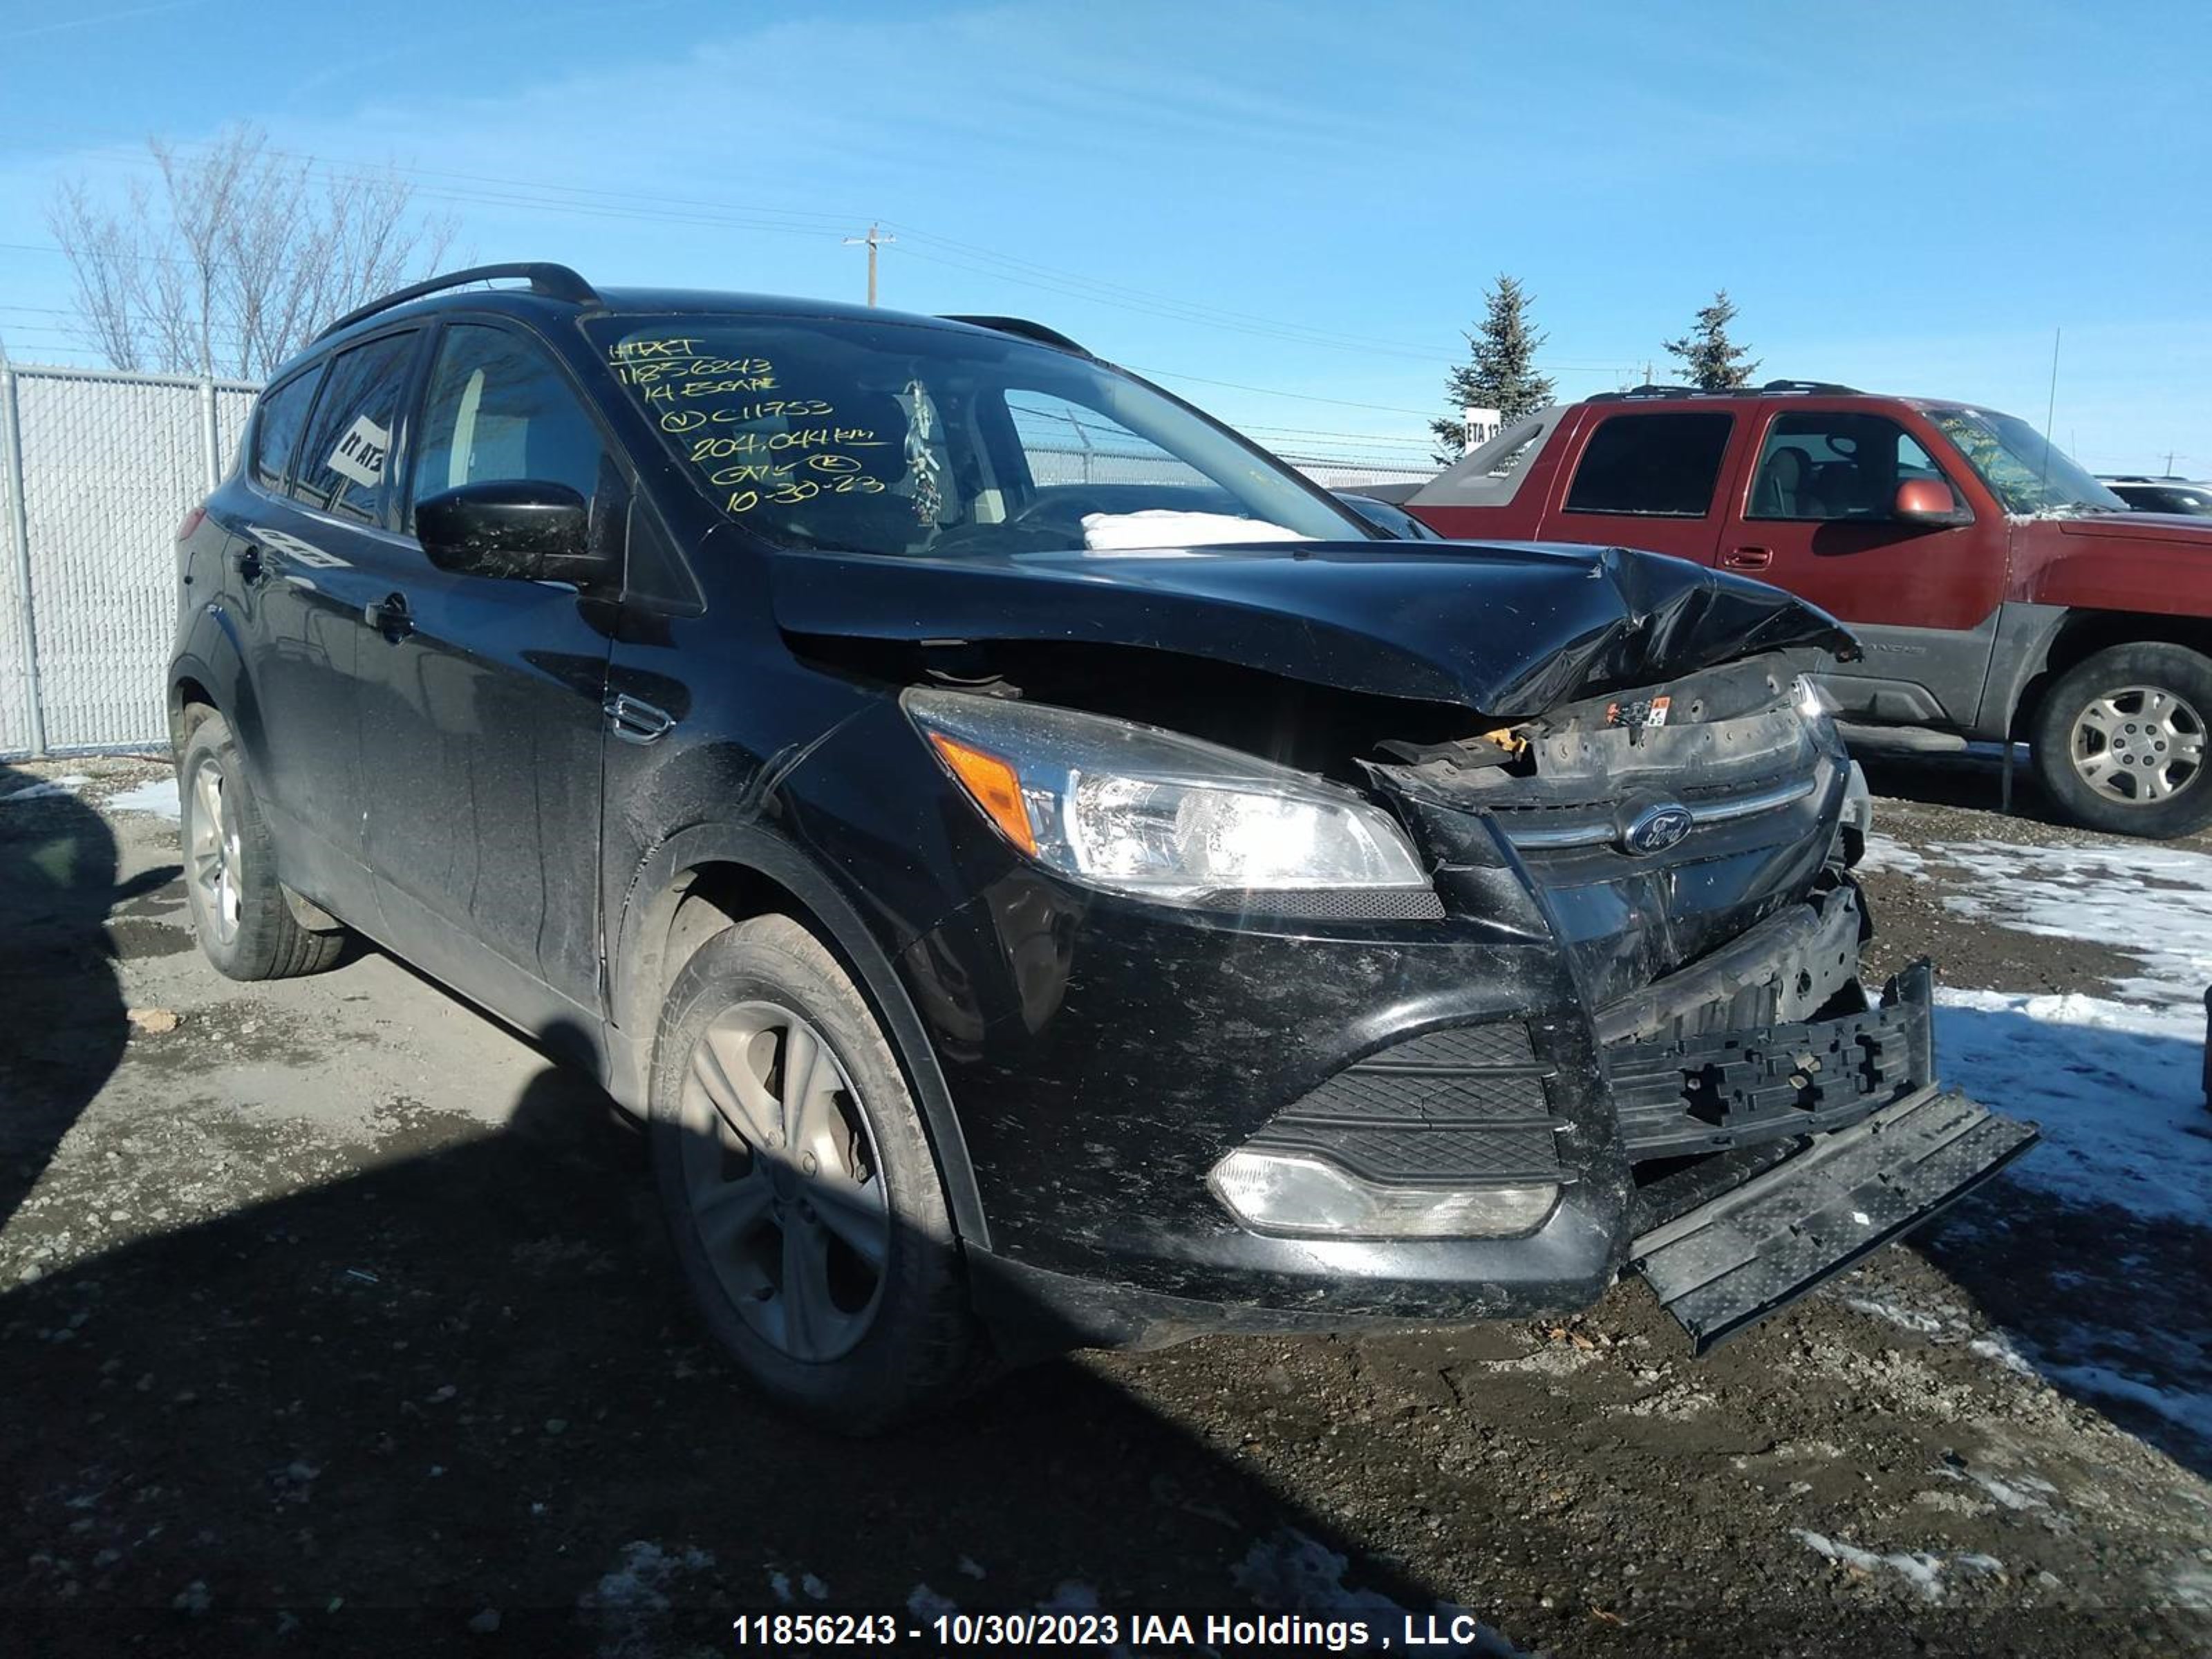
1207;1149;1558;1239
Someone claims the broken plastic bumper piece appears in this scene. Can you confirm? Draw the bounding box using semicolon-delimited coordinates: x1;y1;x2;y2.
1631;1087;2038;1353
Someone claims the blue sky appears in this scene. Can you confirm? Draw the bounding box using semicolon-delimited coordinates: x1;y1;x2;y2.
0;0;2204;474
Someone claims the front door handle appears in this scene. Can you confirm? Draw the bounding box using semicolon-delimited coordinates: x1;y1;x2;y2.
604;693;675;744
1723;545;1774;571
363;591;413;641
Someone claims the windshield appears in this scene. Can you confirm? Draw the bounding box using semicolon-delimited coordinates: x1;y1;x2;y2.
1924;406;2128;516
586;314;1367;556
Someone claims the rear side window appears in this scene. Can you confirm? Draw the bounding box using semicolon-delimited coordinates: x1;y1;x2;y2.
293;332;418;524
1564;411;1734;518
251;369;321;494
1403;412;1556;510
410;324;609;521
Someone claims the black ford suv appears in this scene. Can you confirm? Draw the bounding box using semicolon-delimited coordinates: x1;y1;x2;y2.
169;263;2033;1430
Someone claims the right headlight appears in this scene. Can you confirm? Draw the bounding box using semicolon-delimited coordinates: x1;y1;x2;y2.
903;688;1430;905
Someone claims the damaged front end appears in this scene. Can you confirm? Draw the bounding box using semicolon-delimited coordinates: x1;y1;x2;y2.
1358;653;2036;1347
785;537;2033;1352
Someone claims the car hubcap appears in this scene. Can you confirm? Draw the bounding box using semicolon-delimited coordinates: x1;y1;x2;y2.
2070;684;2207;806
679;1002;889;1362
187;758;241;944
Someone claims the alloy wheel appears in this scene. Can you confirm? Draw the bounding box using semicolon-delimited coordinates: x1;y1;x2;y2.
2069;684;2208;806
678;1002;890;1362
187;757;242;944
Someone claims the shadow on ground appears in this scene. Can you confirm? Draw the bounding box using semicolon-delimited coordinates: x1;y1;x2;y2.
0;761;176;1232
0;1053;1515;1656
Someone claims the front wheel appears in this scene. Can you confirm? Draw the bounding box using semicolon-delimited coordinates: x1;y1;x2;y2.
2030;641;2212;837
648;914;982;1432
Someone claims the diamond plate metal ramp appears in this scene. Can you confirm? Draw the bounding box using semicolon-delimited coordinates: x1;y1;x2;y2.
1631;1088;2038;1353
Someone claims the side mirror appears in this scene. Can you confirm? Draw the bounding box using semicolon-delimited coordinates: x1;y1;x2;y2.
417;480;610;587
1892;478;1969;527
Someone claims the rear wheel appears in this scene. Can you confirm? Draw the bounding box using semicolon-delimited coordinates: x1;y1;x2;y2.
2031;642;2212;837
648;914;980;1432
177;711;348;979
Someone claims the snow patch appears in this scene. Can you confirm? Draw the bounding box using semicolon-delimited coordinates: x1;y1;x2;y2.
1844;1297;1948;1335
2037;1358;2212;1443
1080;509;1309;550
1926;836;2212;1006
1791;1530;1952;1601
104;777;180;820
1968;1333;2039;1378
1232;1528;1522;1655
1933;988;2212;1228
1;774;90;803
907;1583;958;1618
1856;831;1927;877
579;1541;715;1658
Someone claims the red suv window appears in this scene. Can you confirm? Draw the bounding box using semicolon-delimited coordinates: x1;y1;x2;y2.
1563;412;1734;518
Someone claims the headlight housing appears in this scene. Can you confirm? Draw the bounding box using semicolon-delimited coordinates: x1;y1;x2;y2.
1794;673;1840;724
903;688;1430;905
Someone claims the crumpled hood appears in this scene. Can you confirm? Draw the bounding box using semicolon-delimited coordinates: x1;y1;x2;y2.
769;538;1859;718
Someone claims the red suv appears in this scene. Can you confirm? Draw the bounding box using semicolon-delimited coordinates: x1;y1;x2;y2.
1405;382;2212;836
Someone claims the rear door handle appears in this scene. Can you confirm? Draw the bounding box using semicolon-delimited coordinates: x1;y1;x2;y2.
604;693;675;744
1723;545;1774;571
363;591;413;641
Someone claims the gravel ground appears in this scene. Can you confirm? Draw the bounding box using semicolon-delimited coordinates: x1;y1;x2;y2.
2;750;2208;1657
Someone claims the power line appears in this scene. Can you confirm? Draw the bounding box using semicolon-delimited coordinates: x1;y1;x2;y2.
1122;365;1439;419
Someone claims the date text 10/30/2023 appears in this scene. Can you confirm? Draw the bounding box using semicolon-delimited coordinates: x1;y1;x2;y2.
731;1610;1501;1652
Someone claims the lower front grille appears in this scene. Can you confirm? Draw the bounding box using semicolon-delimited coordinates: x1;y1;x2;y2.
1606;962;1937;1161
1244;1021;1568;1188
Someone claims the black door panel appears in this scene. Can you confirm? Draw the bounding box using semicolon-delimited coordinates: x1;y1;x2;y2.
356;320;618;1018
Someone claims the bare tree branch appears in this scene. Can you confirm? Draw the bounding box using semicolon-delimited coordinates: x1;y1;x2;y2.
44;178;149;370
46;124;459;379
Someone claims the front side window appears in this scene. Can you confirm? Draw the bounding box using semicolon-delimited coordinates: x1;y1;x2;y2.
1924;407;2127;517
293;332;417;524
1747;411;1964;521
587;315;1365;557
251;368;322;495
411;324;609;522
1562;411;1734;518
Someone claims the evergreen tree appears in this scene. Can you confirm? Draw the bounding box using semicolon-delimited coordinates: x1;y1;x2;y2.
1662;289;1761;391
1431;275;1556;464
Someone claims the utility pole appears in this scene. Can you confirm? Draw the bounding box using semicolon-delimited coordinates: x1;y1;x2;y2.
843;222;895;307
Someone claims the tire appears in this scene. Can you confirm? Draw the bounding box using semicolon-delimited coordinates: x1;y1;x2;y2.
648;914;981;1433
177;711;348;980
2030;641;2212;838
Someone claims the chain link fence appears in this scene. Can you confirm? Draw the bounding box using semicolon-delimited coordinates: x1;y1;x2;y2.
0;363;1433;758
1;362;257;757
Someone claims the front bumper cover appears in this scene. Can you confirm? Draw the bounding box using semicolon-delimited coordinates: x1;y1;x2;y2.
905;859;2032;1352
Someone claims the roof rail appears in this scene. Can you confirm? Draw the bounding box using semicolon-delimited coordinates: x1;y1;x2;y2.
1587;383;1703;401
1588;377;1866;403
316;263;601;342
940;315;1089;355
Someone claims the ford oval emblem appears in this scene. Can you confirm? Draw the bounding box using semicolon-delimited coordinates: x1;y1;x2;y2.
1620;803;1694;856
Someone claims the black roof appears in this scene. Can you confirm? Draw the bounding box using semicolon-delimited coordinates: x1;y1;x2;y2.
315;262;1087;357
